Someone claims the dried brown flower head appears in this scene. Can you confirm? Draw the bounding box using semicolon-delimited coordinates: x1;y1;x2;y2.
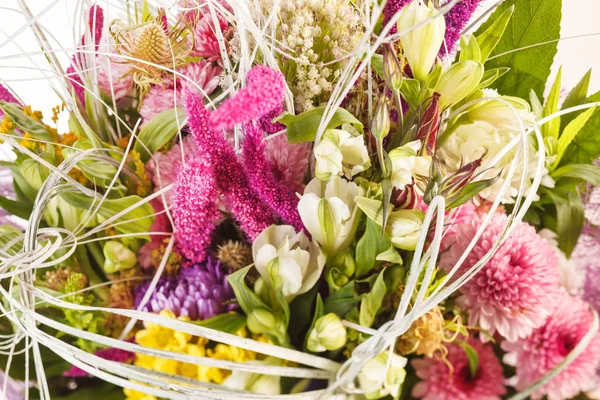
217;240;252;270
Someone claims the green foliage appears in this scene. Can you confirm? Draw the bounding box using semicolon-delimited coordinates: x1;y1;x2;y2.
324;281;361;318
279;106;363;144
552;164;600;186
134;107;186;162
355;219;392;277
561;69;592;129
359;269;387;328
289;284;320;345
0;195;33;220
475;5;515;62
553;105;597;168
303;295;324;351
545;190;585;258
478;0;562;100
542;67;562;140
559;91;600;166
0;101;53;140
190;313;247;334
457;340;480;378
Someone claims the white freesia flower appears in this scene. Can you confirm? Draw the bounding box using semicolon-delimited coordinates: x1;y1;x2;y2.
389;140;431;191
436;60;484;109
298;177;364;255
358;352;408;399
314;129;370;181
388;209;424;250
439;92;543;203
252;225;325;302
307;313;347;352
223;359;282;395
396;0;446;81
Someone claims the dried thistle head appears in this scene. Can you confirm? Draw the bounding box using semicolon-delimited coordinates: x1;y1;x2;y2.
397;306;446;358
111;14;190;89
217;240;252;271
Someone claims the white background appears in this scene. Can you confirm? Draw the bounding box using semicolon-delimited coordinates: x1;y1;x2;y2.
1;0;600;120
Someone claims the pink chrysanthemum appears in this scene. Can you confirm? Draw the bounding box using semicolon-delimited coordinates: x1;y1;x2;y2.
209;65;286;131
185;89;275;240
173;157;220;263
264;134;311;194
242;124;304;231
139;61;221;125
97;56;133;101
502;293;600;400
412;337;506;400
439;0;482;57
440;213;560;342
440;200;479;251
191;13;231;62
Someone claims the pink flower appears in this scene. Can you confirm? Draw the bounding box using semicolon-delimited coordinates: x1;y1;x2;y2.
64;347;134;378
191;13;231;62
138;197;172;269
439;0;482;57
0;84;20;117
209;65;286;131
173;157;220;263
412;337;506;400
256;102;285;134
440;213;560;342
97;56;133;101
139;61;221;125
264;134;311;194
502;293;600;400
440;201;479;251
383;0;412;35
242;124;304;232
185;89;275;240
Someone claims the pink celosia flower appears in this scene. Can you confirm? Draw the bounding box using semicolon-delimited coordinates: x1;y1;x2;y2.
439;0;482;57
64;347;134;378
0;84;20;117
243;124;304;232
256;102;285;134
191;13;231;62
139;60;221;125
502;292;600;400
412;337;506;400
440;213;560;342
185;89;275;240
173;157;220;263
383;0;413;34
264;134;311;194
209;65;286;131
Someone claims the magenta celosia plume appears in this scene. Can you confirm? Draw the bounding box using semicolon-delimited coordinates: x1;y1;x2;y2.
383;0;413;34
242;124;304;232
502;292;600;400
185;88;275;240
412;337;506;400
0;84;21;117
173;157;220;263
440;213;560;342
439;0;481;57
209;65;286;131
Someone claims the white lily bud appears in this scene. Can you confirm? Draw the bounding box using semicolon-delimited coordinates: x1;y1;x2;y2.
314;129;370;181
252;225;325;302
436;60;484;109
298;177;364;255
103;241;137;273
389;140;431;191
358;352;408;399
388;210;424;250
396;1;446;81
307;313;347;352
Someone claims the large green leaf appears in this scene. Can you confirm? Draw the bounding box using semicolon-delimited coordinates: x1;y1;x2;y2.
477;0;562;100
324;281;361;317
134;107;186;162
279;106;363;144
359;270;387;328
560;69;592;129
190;313;246;334
0;196;33;220
226;265;269;316
355;218;391;277
545;190;584;258
559;91;600;166
0;101;53;140
553;105;597;168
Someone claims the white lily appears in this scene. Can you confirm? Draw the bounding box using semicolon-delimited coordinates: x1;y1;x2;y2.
358;352;408;399
389;140;431;191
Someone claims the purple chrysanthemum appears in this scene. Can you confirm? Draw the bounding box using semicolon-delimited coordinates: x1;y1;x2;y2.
173;157;220;263
242;124;304;232
439;0;481;57
135;258;236;320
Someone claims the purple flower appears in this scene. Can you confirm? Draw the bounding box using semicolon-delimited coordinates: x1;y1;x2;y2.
135;258;236;320
439;0;482;57
0;84;20;116
383;0;413;35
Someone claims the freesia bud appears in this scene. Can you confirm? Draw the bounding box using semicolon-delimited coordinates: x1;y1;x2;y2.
247;308;278;334
397;0;446;81
307;313;347;352
331;249;356;277
314;129;370;181
371;98;391;141
103;241;137;273
436;60;484;109
358;352;408;399
387;209;424;250
383;46;403;90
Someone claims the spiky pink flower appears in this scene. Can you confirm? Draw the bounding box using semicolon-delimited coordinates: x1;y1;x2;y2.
256;102;285;134
0;84;20;117
172;157;220;263
191;13;231;62
502;293;600;400
209;65;286;131
439;0;482;57
264;134;311;194
383;0;413;34
412;337;506;400
185;89;275;240
440;213;560;342
243;124;304;231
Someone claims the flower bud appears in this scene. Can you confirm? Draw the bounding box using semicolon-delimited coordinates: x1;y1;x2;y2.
397;1;446;81
389;141;431;191
371;97;391;141
247;308;278;334
391;183;418;209
387;210;424;250
436;60;484;109
331;249;356;277
307;313;347;352
383;46;403;90
416;93;441;156
358;351;408;399
103;240;137;273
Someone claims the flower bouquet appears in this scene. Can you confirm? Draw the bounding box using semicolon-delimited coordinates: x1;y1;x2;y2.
1;0;600;399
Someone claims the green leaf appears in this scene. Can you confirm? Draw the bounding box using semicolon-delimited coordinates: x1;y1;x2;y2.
324;281;360;317
553;105;597;168
560;91;600;166
457;340;479;378
459;35;482;63
542;66;562;139
227;265;269;315
356;219;391;277
399;79;422;111
371;54;384;79
475;5;515;62
303;295;325;351
561;69;592;129
478;0;561;100
445;174;501;210
134;107;186;162
359;270;387;328
0;196;32;220
477;67;510;90
289;284;320;345
376;245;404;265
279;106;363;144
530;89;544;120
552;164;600;186
60;192;155;237
191;313;246;334
355;196;391;226
0;101;52;140
545;190;584;257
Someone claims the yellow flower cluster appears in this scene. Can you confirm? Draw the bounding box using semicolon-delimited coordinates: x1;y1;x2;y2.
124;150;152;197
124;310;260;400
